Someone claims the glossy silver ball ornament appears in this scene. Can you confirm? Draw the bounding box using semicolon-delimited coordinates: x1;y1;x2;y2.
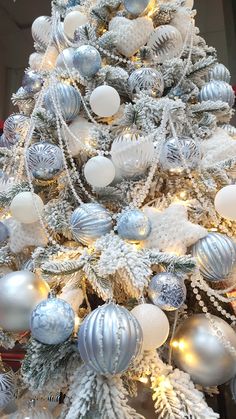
70;203;113;246
128;67;164;98
3;114;29;146
0;222;9;243
0;363;15;409
22;71;44;94
78;302;143;375
207;63;231;83
199;80;235;108
124;0;151;15
31;296;75;345
148;272;186;311
44;82;81;122
160;136;201;172
0;271;50;332
172;314;236;386
117;209;151;241
73;45;102;78
191;232;236;282
26;142;64;181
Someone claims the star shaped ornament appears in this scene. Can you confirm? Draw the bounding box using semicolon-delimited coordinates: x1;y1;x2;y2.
143;204;207;255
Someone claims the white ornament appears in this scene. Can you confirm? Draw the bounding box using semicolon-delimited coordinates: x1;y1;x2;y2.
214;185;236;221
10;192;44;224
131;303;170;350
5;218;48;253
84;156;116;188
59;286;84;313
64;11;88;40
31;16;52;49
56;47;75;70
170;7;192;41
108;16;153;58
90;86;120;118
147;24;183;63
29;47;58;71
62;116;94;156
201;128;236;167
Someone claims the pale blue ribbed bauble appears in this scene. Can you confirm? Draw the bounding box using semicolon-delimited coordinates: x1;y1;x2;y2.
124;0;150;15
191;232;236;282
117;209;151;241
73;45;102;78
44;82;81;122
0;222;9;243
22;71;44;94
199;80;235;108
148;272;186;311
207;63;231;84
70;203;113;245
78;302;143;375
31;297;75;345
27;142;64;181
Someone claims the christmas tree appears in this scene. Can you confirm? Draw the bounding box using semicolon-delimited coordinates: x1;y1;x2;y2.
0;0;236;417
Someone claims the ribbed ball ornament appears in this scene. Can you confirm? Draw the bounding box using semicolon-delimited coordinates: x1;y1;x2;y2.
147;25;183;63
56;48;75;70
78;302;143;375
117;209;151;241
31;16;52;50
128;67;164;98
0;363;15;409
148;272;186;311
52;21;70;51
207;63;231;83
221;124;236;138
27;142;64;181
3;114;30;146
160;136;201;172
22;71;44;94
70;203;113;245
44;82;81;122
191;232;236;282
73;45;102;78
199;80;235;108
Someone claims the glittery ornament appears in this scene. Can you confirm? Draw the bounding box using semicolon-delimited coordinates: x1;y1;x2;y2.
73;45;101;78
207;63;231;83
124;0;151;16
22;71;44;94
78;302;143;375
31;16;52;50
44;82;81;122
128;67;164;98
0;363;15;409
147;24;183;63
148;272;186;311
117;209;151;241
160;136;201;172
27;142;64;181
199;80;235;108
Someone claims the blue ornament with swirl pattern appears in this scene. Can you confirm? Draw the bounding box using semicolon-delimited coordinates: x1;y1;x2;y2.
27;142;64;181
44;82;81;122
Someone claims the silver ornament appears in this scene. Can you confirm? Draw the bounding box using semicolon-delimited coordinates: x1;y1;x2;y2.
207;63;231;83
31;296;75;345
44;82;81;122
0;363;15;409
128;67;164;98
73;45;102;78
78;302;143;375
52;21;70;51
221;124;236;138
160;136;201;172
199;80;235;108
124;0;150;16
191;232;236;282
56;47;75;70
0;222;9;243
3;114;29;146
148;272;186;311
0;271;50;332
172;314;236;386
31;16;52;50
22;71;44;94
70;203;113;246
27;142;64;181
117;209;151;241
147;25;183;64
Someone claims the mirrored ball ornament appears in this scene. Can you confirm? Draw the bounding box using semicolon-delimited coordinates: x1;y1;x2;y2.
128;67;164;98
0;364;15;409
199;80;235;108
22;71;44;94
117;209;151;241
172;314;236;386
27;142;64;181
73;45;101;78
148;272;186;311
78;302;143;375
10;192;44;224
147;25;183;63
90;85;120;118
44;82;81;122
160;136;201;172
124;0;151;15
207;63;231;84
214;185;236;221
84;156;116;188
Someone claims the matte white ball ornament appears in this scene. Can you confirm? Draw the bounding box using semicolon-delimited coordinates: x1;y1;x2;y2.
89;86;120;118
62;116;94;156
84;156;116;188
29;47;58;71
56;47;75;70
131;303;170;350
10;192;44;224
64;11;88;40
214;185;236;221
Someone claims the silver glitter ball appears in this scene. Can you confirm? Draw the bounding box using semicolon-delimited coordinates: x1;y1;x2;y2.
117;209;151;241
128;67;164;98
160;136;201;172
191;232;236;282
199;80;235;108
148;272;186;311
73;45;102;78
3;114;29;146
70;203;113;246
124;0;150;15
207;63;231;84
31;297;75;345
0;364;15;409
44;82;81;122
78;302;143;375
27;142;64;181
22;71;44;94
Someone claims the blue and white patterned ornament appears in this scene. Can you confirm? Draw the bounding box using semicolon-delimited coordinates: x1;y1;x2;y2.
27;142;64;181
148;272;186;311
30;295;75;345
207;63;231;84
128;67;164;98
160;136;201;172
0;364;15;409
147;25;183;63
199;80;235;108
44;82;81;122
73;45;102;78
70;203;113;245
124;0;151;16
31;16;52;50
22;71;44;94
0;222;9;243
117;209;151;241
78;302;143;375
3;114;29;146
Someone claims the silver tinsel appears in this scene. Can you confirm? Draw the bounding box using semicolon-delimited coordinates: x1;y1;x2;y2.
44;82;81;122
148;272;186;311
199;80;235;108
160;136;201;172
27;142;64;181
128;67;164;98
117;209;151;241
207;63;231;84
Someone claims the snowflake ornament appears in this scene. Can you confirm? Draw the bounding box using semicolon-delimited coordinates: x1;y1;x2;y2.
5;218;48;253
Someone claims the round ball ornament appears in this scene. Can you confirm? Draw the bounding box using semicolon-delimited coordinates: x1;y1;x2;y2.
62;115;94;157
117;209;151;241
3;114;30;146
0;222;9;243
147;25;183;64
64;11;88;40
52;21;70;51
148;272;186;311
207;63;231;84
44;82;81;122
84;156;116;188
0;271;49;332
10;192;44;224
29;47;58;71
73;45;101;78
27;142;64;181
214;185;236;221
131;304;169;350
56;47;75;70
172;314;236;386
128;67;164;98
90;86;120;118
0;363;15;409
124;0;151;16
22;71;43;94
70;203;113;245
199;80;235;108
191;232;236;282
160;136;201;172
31;16;52;50
78;302;143;375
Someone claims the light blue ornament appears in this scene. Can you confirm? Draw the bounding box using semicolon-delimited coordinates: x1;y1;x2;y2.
27;142;64;181
73;45;102;78
44;82;81;122
22;71;44;94
71;203;113;246
3;114;29;146
207;63;231;84
124;0;150;15
117;209;151;241
199;80;235;108
0;222;9;243
78;302;143;375
30;296;75;345
148;272;186;311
